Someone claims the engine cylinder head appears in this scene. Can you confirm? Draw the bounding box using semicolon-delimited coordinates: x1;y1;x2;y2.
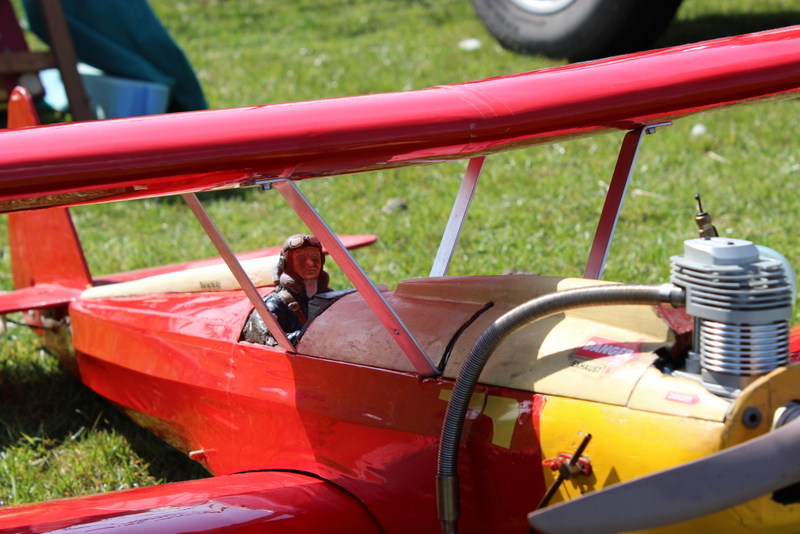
671;237;793;395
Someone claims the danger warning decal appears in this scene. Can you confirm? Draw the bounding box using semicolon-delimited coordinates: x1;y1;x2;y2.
576;338;640;358
665;391;700;405
572;337;642;374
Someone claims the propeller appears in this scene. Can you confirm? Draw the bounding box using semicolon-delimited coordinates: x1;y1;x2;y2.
528;417;800;534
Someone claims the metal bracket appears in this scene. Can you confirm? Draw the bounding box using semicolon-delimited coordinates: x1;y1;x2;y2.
537;433;593;510
270;179;439;376
182;193;294;351
430;157;485;277
583;122;671;280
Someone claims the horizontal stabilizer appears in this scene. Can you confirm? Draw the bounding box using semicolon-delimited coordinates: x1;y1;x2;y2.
94;234;377;284
0;283;84;314
83;254;279;299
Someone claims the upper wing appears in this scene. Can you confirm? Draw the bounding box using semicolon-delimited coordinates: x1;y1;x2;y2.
0;27;798;213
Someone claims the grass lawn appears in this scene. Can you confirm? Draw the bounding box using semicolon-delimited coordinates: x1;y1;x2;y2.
1;0;800;507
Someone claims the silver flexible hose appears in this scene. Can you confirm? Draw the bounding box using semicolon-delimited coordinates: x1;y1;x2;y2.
437;283;685;533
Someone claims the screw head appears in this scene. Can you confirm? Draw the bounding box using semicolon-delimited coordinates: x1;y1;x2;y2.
743;407;763;429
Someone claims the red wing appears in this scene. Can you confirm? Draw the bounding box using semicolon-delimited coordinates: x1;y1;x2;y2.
0;471;382;534
0;28;799;213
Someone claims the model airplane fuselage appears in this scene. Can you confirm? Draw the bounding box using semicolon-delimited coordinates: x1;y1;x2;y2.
2;26;800;534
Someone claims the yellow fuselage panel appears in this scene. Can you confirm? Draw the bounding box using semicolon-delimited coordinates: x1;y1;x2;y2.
539;395;723;507
540;364;800;533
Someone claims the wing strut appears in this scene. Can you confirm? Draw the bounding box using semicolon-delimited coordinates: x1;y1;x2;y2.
182;193;295;351
269;179;439;376
583;122;671;279
430;157;485;277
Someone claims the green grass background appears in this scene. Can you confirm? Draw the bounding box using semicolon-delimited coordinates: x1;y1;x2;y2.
1;0;800;506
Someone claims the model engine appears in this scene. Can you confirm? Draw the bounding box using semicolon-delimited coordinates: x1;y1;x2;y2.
671;237;795;398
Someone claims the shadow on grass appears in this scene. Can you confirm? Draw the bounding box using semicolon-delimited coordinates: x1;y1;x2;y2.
657;12;800;49
0;357;209;486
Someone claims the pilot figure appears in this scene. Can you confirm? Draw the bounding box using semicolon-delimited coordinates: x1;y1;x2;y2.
242;234;330;346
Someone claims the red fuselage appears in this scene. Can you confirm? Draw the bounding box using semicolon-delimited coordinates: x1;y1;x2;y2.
70;289;545;533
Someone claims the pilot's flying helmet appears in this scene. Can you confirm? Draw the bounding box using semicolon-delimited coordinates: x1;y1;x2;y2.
275;233;326;285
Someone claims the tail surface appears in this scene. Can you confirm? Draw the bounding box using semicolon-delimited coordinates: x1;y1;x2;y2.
0;88;91;314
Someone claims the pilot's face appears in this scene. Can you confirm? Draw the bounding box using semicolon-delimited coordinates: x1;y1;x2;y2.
291;247;322;280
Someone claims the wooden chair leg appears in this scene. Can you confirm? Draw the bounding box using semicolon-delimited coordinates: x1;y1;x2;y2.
37;0;93;121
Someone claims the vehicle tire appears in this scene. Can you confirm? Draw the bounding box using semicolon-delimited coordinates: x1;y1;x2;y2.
470;0;684;62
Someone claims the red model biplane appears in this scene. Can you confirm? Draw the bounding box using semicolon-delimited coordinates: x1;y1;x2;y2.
1;25;800;534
